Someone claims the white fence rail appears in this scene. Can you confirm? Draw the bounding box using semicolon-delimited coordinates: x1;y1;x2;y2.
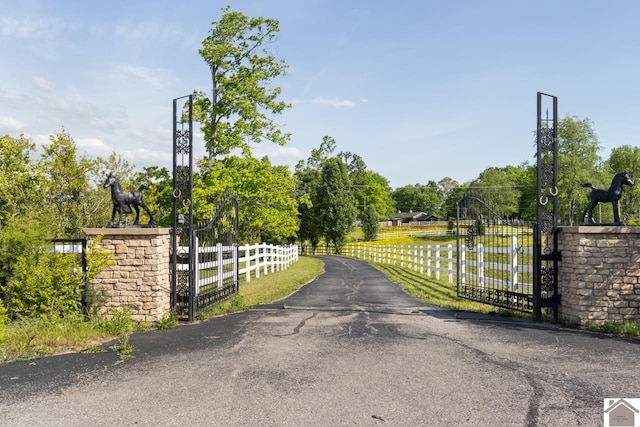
301;238;533;293
177;242;299;294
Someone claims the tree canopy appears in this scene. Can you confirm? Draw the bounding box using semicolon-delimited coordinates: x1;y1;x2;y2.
194;6;291;159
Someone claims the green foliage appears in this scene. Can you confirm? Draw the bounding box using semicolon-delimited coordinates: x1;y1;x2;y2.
194;5;290;159
608;145;640;223
0;134;46;226
194;156;299;243
0;303;6;342
393;182;443;214
362;206;379;241
314;158;357;253
39;130;89;237
557;116;603;225
4;250;82;319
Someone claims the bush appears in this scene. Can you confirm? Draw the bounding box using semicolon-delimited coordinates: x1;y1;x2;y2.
4;251;83;319
0;303;7;342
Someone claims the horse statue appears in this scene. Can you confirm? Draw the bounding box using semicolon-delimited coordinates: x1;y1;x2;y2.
581;171;634;225
102;173;155;227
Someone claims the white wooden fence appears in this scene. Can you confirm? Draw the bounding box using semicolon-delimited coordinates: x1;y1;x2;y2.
177;242;299;294
334;238;534;292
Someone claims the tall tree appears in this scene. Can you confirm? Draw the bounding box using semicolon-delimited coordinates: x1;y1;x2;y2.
392;182;442;214
361;205;379;241
194;6;291;159
607;145;640;223
557;116;603;225
314;158;356;253
0;134;45;227
39;130;89;237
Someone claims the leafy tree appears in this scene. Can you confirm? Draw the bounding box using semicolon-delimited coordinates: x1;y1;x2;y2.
361;205;379;241
437;177;459;200
194;156;298;244
313;158;356;253
0;134;46;226
469;166;524;218
607;145;640;223
39;130;90;237
557;116;603;225
392;182;442;214
353;171;395;222
135;166;173;227
194;5;290;159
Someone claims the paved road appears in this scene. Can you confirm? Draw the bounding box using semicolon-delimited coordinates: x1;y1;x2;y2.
1;256;639;426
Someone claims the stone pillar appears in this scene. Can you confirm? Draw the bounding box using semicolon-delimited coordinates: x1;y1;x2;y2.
557;226;640;325
83;228;171;323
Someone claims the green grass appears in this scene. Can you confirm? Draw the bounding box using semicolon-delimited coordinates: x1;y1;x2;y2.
0;314;134;363
371;261;523;316
197;256;325;319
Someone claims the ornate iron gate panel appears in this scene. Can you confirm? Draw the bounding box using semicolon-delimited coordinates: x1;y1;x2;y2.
171;95;195;319
456;196;535;312
535;92;560;322
171;95;240;320
191;191;239;316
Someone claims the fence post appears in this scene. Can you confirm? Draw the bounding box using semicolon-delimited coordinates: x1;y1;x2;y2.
194;236;200;295
216;242;223;289
478;243;484;291
426;245;432;277
447;244;453;284
245;246;251;282
435;244;441;280
255;243;261;279
419;246;424;274
461;246;466;287
510;236;518;292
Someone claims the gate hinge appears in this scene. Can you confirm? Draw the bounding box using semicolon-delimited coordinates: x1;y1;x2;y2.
540;250;561;262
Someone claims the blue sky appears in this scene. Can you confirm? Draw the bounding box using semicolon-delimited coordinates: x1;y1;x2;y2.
1;0;640;189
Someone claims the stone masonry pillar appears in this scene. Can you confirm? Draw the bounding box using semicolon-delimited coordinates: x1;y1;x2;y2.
83;228;171;323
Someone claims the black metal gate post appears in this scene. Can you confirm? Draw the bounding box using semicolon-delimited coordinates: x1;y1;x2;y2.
171;95;195;321
535;92;561;322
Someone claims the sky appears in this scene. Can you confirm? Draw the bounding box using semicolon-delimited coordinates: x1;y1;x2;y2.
2;0;640;189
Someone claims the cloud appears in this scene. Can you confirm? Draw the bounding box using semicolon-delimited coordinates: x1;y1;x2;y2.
76;137;114;157
32;76;56;92
0;116;24;132
115;64;164;88
0;16;60;39
311;97;357;108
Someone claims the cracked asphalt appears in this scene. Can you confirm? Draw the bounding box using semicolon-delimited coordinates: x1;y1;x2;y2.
1;255;639;426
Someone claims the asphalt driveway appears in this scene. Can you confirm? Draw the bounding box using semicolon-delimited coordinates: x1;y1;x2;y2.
1;255;639;426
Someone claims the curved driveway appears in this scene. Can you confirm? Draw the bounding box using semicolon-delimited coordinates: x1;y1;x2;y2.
1;256;639;426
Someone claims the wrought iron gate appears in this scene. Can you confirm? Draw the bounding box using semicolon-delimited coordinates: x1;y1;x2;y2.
171;95;239;321
534;92;560;322
456;92;560;321
456;196;535;312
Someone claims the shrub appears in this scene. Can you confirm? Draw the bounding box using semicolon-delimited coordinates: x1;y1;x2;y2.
0;303;7;341
4;250;83;319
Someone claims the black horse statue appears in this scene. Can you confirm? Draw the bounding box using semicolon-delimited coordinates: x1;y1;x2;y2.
581;171;634;225
102;173;155;227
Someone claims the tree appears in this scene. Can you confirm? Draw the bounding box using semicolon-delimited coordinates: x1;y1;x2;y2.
194;6;291;159
313;158;356;253
361;205;379;241
392;182;442;214
607;145;640;223
557;116;603;225
353;171;395;222
437;177;459;200
469;166;524;218
39;130;90;237
194;156;298;244
0;134;45;227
